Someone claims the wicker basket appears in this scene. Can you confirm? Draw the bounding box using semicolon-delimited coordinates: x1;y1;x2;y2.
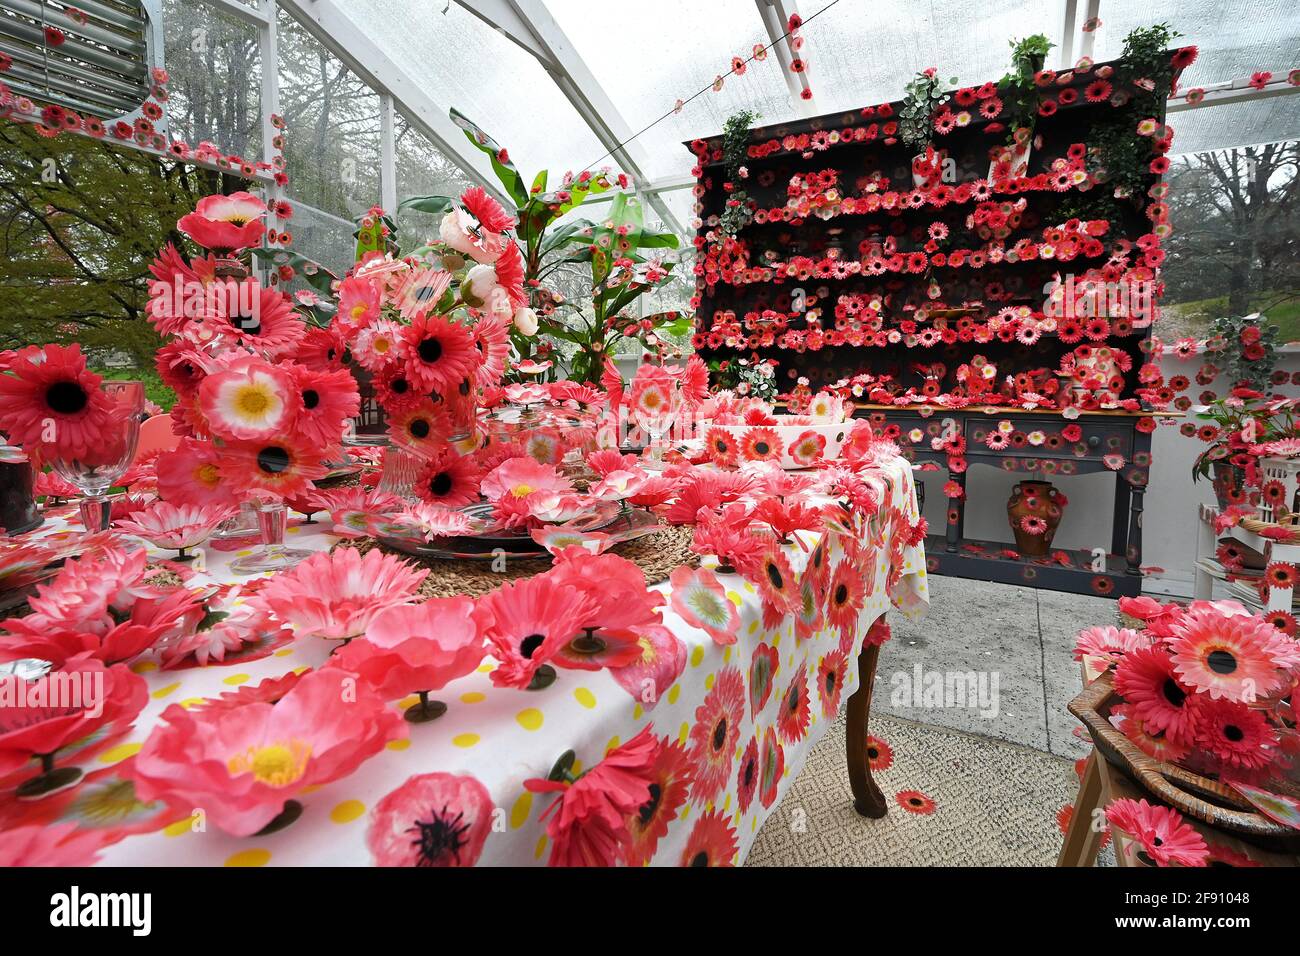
1258;456;1300;523
1068;671;1300;851
1239;513;1300;544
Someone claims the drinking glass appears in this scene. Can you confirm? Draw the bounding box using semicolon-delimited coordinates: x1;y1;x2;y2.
230;500;314;574
49;381;144;532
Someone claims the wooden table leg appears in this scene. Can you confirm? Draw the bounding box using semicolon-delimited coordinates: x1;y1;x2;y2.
1057;750;1105;867
846;639;887;818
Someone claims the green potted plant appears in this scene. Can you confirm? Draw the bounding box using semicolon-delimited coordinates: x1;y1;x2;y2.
993;34;1055;179
899;68;954;187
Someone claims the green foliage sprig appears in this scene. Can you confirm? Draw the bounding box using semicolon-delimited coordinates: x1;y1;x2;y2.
1120;22;1181;110
719;109;759;238
1000;34;1054;144
899;70;952;153
1205;313;1281;392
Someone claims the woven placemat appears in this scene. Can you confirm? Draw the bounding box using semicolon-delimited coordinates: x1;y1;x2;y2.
333;524;699;599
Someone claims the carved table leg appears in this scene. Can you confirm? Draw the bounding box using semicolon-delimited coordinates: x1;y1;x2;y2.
944;473;965;553
846;639;887;818
1125;485;1144;576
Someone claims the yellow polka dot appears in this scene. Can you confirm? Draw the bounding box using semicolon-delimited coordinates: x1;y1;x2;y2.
726;590;743;607
225;848;270;867
452;733;479;748
605;735;620;753
678;722;689;744
386;738;410;751
179;697;205;709
151;682;181;700
274;647;294;657
98;742;141;764
633;702;643;720
705;672;715;690
287;526;300;534
397;694;420;710
535;835;548;860
748;620;758;634
573;687;596;709
292;665;310;675
516;708;543;731
667;685;680;704
690;646;705;667
330;800;365;824
571;760;583;775
680;804;692;821
743;582;755;594
235;550;254;558
163;818;193;838
723;647;731;663
511;791;532;829
460;691;485;704
222;673;250;686
476;663;495;673
129;661;157;674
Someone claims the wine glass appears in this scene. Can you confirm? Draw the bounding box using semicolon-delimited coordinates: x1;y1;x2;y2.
230;498;313;574
49;381;144;532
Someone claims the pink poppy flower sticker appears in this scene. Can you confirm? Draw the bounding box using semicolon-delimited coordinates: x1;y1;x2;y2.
368;772;494;866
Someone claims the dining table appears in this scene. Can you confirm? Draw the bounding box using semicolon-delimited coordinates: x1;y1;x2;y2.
2;455;928;867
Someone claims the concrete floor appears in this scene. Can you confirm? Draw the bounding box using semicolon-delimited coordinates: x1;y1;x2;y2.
875;575;1119;760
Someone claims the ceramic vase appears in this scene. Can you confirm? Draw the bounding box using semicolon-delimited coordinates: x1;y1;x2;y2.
1007;480;1066;556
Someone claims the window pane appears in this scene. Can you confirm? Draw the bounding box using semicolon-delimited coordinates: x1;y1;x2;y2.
1160;140;1299;339
285;201;357;280
1168;99;1300;155
552;0;791;181
1093;0;1299;89
329;0;606;180
394;110;474;246
277;6;380;220
162;0;262;158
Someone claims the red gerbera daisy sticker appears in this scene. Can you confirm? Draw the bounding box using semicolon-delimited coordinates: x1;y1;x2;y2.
896;789;937;814
739;425;783;462
749;642;780;717
817;648;848;717
623;737;693;867
776;665;810;743
679;809;738;866
705;426;738;467
757;725;785;808
736;735;759;814
1263;610;1297;636
687;667;744;803
866;735;893;772
1264;562;1296;591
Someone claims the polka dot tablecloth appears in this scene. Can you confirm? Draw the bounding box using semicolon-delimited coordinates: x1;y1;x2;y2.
22;458;927;866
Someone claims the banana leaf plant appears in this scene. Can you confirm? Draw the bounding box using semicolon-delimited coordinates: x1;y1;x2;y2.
399;109;682;383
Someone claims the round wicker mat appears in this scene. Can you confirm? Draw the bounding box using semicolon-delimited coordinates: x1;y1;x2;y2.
333;524;699;599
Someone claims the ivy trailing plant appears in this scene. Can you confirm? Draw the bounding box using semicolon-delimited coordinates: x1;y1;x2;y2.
1060;23;1181;223
1119;22;1181;110
1000;34;1055;145
1205;312;1281;392
899;69;953;153
719;108;759;238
